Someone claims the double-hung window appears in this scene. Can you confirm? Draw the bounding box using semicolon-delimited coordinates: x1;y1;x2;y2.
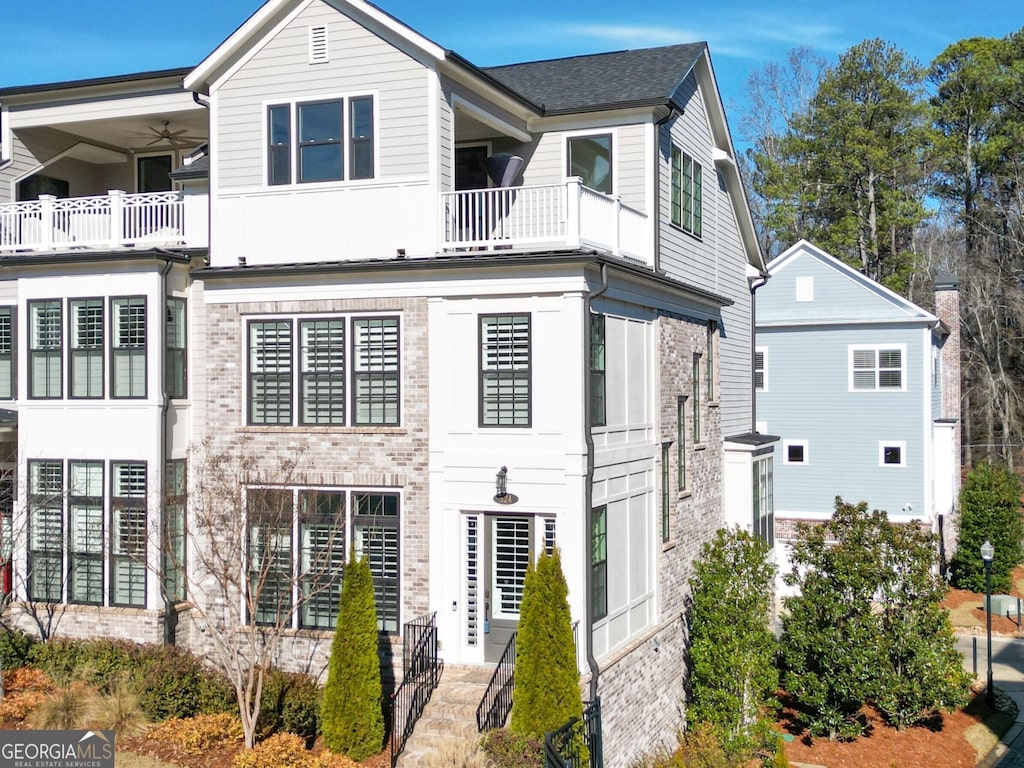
677;396;687;491
850;345;904;391
353;492;400;633
671;146;702;236
267;95;375;185
591;505;607;621
248;315;400;427
692;352;702;443
111;462;146;607
299;490;346;629
70;299;104;398
589;314;606;427
567;133;612;194
69;461;104;604
111;297;146;398
248;489;295;626
29;300;62;398
480;314;531;427
0;307;14;400
661;443;671;542
164;460;186;602
28;461;63;602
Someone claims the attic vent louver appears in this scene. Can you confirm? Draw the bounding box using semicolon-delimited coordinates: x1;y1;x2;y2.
309;25;328;64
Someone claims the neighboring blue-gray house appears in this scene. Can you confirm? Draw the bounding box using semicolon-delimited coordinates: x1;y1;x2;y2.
755;240;961;577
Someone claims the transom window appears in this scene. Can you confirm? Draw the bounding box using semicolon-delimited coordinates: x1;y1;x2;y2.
248;315;400;427
267;95;375;185
850;346;904;391
247;488;399;632
567;134;612;194
479;314;531;427
671;146;702;236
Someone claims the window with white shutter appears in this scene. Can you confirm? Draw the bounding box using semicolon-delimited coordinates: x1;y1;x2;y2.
480;314;531;427
249;320;293;424
111;297;146;398
111;462;146;607
353;317;399;425
850;345;904;391
300;319;345;425
71;300;104;398
29;300;62;398
70;461;103;604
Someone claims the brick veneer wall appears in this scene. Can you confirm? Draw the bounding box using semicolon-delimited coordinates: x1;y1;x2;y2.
185;294;430;678
8;603;167;644
596;312;725;765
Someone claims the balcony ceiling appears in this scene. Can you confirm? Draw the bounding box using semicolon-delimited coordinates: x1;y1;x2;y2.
50;111;209;153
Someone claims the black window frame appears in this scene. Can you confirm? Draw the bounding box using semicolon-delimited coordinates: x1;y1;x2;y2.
249;319;294;426
671;146;702;236
591;505;607;621
69;298;104;399
69;460;104;605
352;492;400;634
0;306;15;401
28;299;62;399
479;313;532;428
110;296;147;400
352;316;400;426
110;461;147;607
166;297;187;399
589;313;606;427
28;459;64;602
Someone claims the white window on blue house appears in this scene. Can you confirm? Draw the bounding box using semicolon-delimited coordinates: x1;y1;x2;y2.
754;347;767;391
783;440;808;465
850;345;904;391
880;441;906;467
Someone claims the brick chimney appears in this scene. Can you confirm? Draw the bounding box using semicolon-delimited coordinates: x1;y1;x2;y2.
934;269;960;564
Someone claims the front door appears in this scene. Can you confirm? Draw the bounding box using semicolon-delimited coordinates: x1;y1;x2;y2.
484;514;533;662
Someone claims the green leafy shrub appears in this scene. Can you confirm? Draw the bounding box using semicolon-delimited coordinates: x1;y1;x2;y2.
480;729;543;768
134;644;234;720
510;549;581;742
258;669;321;740
950;461;1024;592
321;551;384;761
0;627;37;671
688;527;777;760
781;498;971;739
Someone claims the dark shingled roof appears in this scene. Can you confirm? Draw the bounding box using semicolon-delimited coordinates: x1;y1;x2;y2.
482;43;706;115
171;154;210;181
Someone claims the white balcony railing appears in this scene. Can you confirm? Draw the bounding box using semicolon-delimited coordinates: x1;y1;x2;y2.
0;190;198;253
441;178;648;260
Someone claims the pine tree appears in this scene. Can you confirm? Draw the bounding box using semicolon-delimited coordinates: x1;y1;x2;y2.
321;551;384;760
510;548;581;741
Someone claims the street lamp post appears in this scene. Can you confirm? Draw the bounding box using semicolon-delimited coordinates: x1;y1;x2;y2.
982;540;995;708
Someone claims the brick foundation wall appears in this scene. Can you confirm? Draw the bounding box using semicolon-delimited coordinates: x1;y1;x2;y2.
9;603;167;645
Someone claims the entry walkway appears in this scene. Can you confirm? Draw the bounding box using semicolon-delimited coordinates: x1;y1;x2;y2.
957;633;1024;767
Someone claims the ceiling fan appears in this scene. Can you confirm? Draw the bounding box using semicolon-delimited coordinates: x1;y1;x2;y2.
132;120;203;148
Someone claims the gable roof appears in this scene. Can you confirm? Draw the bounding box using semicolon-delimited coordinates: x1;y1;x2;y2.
483;44;706;115
762;239;940;327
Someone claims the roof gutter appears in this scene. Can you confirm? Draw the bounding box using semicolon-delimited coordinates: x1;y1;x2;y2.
583;262;608;702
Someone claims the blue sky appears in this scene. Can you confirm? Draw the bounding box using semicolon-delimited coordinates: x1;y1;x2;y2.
3;0;1023;134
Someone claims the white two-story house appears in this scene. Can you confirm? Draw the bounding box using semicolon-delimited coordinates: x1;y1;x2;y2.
0;0;771;762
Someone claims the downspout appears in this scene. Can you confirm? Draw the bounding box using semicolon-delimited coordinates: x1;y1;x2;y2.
749;273;769;430
583;262;609;701
159;256;175;645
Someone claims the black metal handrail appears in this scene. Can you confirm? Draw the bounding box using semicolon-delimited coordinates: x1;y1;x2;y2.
389;612;440;768
544;697;603;768
476;631;516;731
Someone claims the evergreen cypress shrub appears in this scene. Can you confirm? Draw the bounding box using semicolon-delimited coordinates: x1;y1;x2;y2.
688;527;777;759
321;551;383;760
950;461;1024;593
510;548;582;742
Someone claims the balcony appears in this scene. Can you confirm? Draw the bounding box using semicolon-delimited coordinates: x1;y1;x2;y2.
441;178;649;262
0;190;208;254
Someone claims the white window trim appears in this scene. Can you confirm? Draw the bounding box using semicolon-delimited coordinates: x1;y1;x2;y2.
848;343;907;392
562;127;618;194
783;439;808;465
754;346;768;391
1;103;11;163
879;440;907;467
262;91;380;189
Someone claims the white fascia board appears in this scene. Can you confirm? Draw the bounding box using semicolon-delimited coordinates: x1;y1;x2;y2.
452;96;530;143
528;107;654;134
756;317;936;330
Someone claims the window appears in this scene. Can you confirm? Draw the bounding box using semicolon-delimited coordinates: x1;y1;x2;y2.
480;314;531;427
784;440;808;465
111;463;146;607
267;96;375;185
692;353;702;443
164;460;186;602
590;314;606;427
249;315;400;427
245;487;399;632
752;456;774;548
850;346;904;391
661;443;671;542
166;298;187;399
70;299;104;398
28;461;63;602
567;134;612;194
29;300;62;398
111;297;146;398
591;505;607;621
69;462;104;604
677;397;687;491
754;348;767;391
880;441;906;467
671;146;702;236
706;320;717;402
0;307;14;400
